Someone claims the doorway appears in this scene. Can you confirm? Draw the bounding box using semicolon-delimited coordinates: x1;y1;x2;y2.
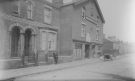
24;29;34;63
91;45;96;57
85;44;90;58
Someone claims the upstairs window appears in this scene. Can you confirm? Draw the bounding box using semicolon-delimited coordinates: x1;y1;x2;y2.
82;6;86;19
26;0;33;19
81;23;86;37
44;7;52;24
96;30;100;41
13;1;21;16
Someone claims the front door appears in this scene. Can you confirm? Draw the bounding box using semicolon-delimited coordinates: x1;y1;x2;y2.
85;44;90;58
24;29;34;64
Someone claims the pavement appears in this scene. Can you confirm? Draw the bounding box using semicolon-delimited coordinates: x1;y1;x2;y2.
0;58;101;80
1;54;134;81
13;54;135;81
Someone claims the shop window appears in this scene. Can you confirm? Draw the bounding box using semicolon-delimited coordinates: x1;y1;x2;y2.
73;43;82;58
48;32;57;51
40;31;47;50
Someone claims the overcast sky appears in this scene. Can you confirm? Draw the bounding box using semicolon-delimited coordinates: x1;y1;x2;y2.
98;0;135;43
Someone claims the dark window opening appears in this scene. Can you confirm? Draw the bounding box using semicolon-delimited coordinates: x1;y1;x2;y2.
24;29;32;56
11;27;20;57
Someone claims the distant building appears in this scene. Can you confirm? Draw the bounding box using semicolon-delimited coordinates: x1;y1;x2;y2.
0;0;105;69
102;38;114;54
104;36;131;55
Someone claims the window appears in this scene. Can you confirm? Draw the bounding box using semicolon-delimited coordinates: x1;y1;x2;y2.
44;7;52;24
96;30;99;41
86;33;91;42
26;0;33;19
40;31;47;50
81;24;86;37
73;43;82;58
13;1;21;16
48;32;57;51
82;6;86;19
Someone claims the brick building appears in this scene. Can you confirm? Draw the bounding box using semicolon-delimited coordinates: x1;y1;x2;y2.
0;0;105;69
59;0;105;60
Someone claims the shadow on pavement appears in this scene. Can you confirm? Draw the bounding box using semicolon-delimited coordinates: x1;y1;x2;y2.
103;73;135;81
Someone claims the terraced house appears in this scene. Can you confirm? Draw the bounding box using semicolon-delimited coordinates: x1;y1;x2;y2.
0;0;105;69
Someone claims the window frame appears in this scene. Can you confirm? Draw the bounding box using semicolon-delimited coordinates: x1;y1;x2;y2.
26;0;34;19
44;7;52;24
81;22;86;37
82;6;86;19
47;31;57;51
96;29;100;41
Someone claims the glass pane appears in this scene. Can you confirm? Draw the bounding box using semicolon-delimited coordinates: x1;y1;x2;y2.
44;8;51;23
41;32;47;50
48;32;56;51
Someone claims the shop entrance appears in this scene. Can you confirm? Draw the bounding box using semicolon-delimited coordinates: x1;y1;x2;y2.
85;44;90;58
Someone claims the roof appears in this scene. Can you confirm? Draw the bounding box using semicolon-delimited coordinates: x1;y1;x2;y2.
43;0;105;23
62;0;105;23
94;0;105;23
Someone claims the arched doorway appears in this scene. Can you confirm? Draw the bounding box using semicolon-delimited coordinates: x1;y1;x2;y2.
11;27;21;57
24;29;32;56
24;29;33;63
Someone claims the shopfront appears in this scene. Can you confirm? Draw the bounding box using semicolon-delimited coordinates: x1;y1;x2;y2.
38;29;57;64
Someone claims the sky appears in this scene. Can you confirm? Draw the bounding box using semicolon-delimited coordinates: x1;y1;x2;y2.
63;0;135;43
97;0;135;43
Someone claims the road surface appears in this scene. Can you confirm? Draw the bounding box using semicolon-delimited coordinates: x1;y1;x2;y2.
15;54;135;81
